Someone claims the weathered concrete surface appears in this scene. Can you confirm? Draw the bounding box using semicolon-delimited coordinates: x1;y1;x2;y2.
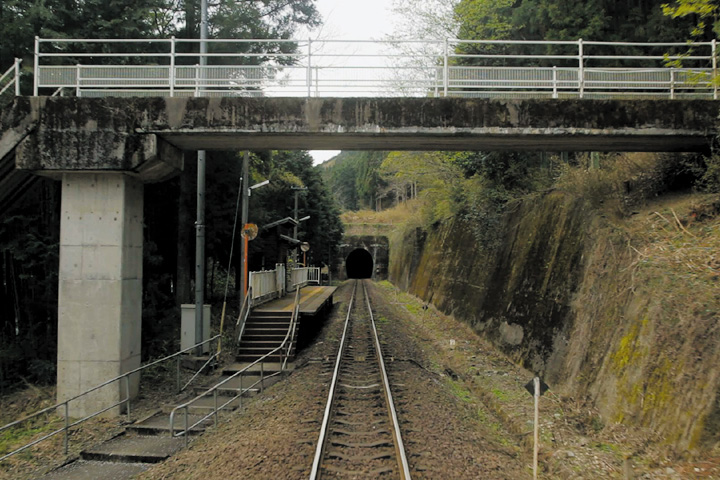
1;97;718;155
57;173;143;417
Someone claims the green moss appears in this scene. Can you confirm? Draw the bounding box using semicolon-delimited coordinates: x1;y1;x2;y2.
447;379;472;403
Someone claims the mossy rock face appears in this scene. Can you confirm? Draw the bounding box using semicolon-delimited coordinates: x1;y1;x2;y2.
390;191;589;372
390;189;720;455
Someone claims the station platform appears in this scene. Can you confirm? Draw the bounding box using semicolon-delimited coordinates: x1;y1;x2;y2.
254;285;337;316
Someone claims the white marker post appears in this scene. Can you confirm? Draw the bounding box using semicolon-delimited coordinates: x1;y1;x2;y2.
524;376;549;480
533;376;540;480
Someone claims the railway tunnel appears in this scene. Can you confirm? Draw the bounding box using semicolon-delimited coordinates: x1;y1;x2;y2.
338;235;389;281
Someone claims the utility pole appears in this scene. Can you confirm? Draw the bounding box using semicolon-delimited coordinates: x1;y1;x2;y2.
239;151;250;307
194;0;209;355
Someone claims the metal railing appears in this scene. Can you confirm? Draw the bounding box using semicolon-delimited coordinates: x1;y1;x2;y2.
32;37;718;99
0;58;21;98
248;263;286;305
169;287;301;445
0;335;220;462
289;266;320;291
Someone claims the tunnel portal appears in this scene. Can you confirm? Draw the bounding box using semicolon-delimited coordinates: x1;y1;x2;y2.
345;248;374;279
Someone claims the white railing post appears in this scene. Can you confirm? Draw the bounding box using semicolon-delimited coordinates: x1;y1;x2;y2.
33;37;39;96
194;63;200;97
75;64;81;97
443;38;449;97
169;36;176;97
712;39;717;100
578;38;584;99
307;38;312;98
670;68;676;100
552;65;558;99
14;58;21;96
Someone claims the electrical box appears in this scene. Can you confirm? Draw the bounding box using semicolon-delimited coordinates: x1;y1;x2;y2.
181;304;211;354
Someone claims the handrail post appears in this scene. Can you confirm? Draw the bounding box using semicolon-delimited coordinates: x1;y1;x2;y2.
213;389;218;427
184;407;189;447
670;68;676;100
194;63;200;97
578;38;584;99
552;66;558;99
176;356;181;393
260;362;264;393
75;64;81;97
63;403;69;455
169;36;176;97
307;38;312;98
33;37;39;96
125;376;131;422
14;58;21;96
712;39;717;100
443;38;449;97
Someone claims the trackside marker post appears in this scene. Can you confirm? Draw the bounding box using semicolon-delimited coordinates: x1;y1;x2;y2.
525;376;549;479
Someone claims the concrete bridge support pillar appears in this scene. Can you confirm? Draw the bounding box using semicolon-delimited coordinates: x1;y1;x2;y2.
57;173;144;417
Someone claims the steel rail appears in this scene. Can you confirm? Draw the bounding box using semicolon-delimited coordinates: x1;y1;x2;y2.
363;280;412;479
309;280;411;479
309;281;356;479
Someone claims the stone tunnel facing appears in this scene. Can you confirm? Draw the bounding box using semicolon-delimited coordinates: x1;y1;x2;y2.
345;248;374;279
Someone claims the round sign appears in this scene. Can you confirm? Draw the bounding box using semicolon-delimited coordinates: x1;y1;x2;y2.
242;223;258;240
300;242;310;252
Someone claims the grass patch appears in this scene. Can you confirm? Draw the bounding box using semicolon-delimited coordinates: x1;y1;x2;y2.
447;379;472;403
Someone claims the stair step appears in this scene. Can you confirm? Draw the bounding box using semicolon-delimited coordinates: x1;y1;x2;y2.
36;460;150;480
238;340;284;348
223;362;294;374
81;433;185;464
126;412;209;436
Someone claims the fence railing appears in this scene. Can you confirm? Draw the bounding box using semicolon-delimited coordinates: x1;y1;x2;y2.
248;263;285;305
0;58;21;98
0;335;220;462
170;287;301;444
32;37;718;99
289;266;321;291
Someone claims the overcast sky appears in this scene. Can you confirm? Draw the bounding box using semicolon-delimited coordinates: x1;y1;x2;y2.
306;0;398;165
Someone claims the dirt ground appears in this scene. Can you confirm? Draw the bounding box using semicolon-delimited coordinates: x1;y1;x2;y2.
5;279;720;479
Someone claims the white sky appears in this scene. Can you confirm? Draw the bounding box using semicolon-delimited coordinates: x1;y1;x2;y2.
306;0;398;165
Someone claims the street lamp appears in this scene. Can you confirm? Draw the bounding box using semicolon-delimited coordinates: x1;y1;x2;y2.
242;178;270;299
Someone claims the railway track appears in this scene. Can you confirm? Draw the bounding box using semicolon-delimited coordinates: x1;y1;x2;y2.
309;279;411;479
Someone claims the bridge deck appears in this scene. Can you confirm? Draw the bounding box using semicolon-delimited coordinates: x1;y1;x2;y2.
254;285;336;316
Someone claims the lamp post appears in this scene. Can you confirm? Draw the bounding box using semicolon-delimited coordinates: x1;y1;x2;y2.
291;186;308;263
239;153;270;304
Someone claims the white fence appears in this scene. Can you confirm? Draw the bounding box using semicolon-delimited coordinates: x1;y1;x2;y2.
248;264;319;304
248;263;285;305
32;38;718;99
0;58;21;98
289;267;321;292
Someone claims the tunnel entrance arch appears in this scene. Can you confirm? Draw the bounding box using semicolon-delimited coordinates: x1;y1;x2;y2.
346;249;374;279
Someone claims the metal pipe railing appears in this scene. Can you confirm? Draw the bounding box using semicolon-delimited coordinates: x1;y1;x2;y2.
31;37;717;99
170;287;302;444
0;334;220;462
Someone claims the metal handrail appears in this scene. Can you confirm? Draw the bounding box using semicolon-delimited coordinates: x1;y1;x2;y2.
169;287;302;444
0;58;21;97
32;37;718;99
0;334;220;462
234;285;253;349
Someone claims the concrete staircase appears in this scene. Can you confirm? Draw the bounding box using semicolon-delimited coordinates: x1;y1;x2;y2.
38;312;299;480
236;310;296;363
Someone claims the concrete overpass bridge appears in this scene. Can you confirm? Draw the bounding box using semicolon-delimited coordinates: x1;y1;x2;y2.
2;36;720;416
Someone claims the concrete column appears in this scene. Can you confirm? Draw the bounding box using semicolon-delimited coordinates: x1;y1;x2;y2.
57;173;143;418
